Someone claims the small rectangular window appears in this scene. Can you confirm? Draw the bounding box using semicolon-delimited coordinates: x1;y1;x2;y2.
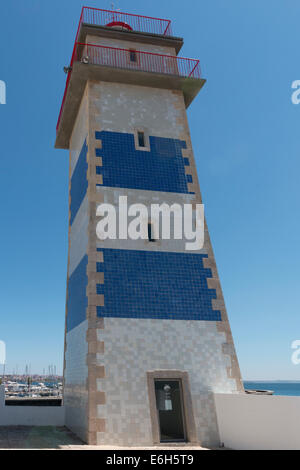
138;131;145;148
148;223;156;242
129;50;137;62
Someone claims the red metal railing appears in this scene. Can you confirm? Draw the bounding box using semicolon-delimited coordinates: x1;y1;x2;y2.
56;43;201;132
81;6;173;36
56;8;173;132
56;9;203;133
75;42;201;79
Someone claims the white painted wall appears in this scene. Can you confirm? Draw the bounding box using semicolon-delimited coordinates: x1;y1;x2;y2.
0;386;65;427
215;393;300;450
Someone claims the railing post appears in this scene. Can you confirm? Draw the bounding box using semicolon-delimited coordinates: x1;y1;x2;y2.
163;20;171;36
188;60;200;78
71;7;173;36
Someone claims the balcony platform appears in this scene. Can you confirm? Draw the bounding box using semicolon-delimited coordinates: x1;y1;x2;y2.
78;23;184;55
55;61;205;149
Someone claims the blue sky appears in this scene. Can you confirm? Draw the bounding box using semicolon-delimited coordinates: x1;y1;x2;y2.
0;0;299;379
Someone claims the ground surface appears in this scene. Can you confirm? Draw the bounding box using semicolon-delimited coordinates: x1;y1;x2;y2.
0;426;209;450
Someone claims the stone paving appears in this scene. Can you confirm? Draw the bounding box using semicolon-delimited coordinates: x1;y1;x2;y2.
0;426;83;450
0;426;209;450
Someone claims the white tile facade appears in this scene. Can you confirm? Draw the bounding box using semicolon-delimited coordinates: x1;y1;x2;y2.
90;81;185;139
64;91;89;442
86;34;177;56
70;88;88;176
95;186;204;253
65;320;89;386
64;320;89;442
69;194;88;277
95;318;237;447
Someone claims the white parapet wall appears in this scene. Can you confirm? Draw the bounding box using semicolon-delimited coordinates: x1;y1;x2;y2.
214;393;300;450
0;385;65;427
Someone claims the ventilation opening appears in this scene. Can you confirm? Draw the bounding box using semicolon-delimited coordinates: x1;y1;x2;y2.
138;131;146;147
148;223;156;242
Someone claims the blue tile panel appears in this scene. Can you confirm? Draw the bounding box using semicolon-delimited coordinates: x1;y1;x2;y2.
95;131;192;193
70;139;88;225
96;249;221;321
66;255;88;332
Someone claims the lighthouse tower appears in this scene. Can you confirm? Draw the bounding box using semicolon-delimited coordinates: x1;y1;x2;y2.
55;7;243;447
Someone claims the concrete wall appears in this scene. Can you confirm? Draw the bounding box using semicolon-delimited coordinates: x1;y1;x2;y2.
0;386;65;427
215;393;300;450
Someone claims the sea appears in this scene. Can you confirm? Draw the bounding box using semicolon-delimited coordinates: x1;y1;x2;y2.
244;381;300;396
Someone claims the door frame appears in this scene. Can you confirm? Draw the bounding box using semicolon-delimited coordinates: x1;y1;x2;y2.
147;370;198;445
